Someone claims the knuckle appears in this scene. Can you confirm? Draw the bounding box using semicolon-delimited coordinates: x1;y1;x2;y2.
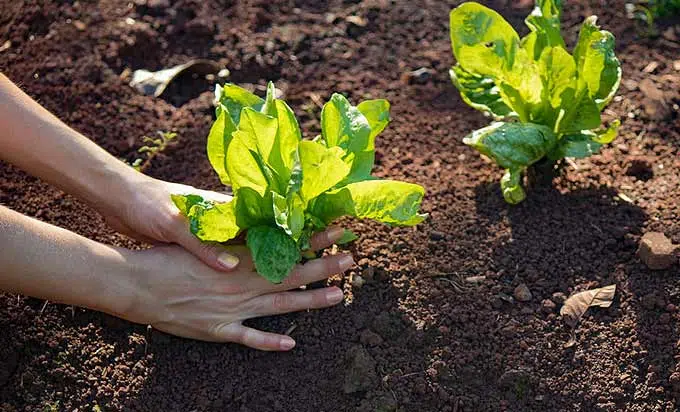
272;293;295;312
322;256;340;276
282;267;304;288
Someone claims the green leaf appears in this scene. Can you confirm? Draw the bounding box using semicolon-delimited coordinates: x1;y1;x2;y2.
449;64;512;117
495;47;543;122
450;2;520;78
273;192;305;240
311;180;427;227
247;226;301;284
592;119;620;144
187;201;240;243
573;16;621;108
343;150;376;184
215;84;264;127
336;229;359;245
463;122;558;169
555;88;601;134
532;0;563;24
236;108;291;192
539;46;576;110
272;100;302;176
550;118;621;160
501;168;526;204
321;93;372;153
171;194;207;216
234;187;274;228
548;132;603;159
261;81;277;116
299;140;351;202
206;110;236;185
523;0;564;59
225;131;269;196
357;99;391;147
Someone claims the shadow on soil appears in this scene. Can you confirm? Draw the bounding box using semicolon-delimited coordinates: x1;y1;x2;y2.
473;180;656;410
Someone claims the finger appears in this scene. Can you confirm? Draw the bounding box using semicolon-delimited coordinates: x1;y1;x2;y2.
167;182;233;203
217;323;296;351
249;253;354;294
171;216;241;272
251;287;344;317
309;225;345;251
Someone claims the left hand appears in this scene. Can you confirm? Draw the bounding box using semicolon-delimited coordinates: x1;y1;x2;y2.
99;175;245;272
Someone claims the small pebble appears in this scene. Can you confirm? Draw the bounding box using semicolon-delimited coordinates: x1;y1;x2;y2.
541;299;556;314
514;284;532;302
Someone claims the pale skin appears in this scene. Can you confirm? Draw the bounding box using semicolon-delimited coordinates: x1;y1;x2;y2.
0;73;353;351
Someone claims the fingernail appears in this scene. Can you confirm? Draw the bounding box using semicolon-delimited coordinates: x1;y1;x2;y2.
327;226;345;242
338;254;354;271
281;337;296;350
218;252;240;270
327;288;344;304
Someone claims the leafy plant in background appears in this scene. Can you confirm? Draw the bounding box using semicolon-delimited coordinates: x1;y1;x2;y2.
626;0;680;36
172;83;427;283
449;0;622;204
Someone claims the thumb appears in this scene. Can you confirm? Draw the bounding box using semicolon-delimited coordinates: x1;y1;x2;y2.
171;219;240;272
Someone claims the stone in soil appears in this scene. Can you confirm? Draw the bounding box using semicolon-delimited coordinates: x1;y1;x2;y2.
513;284;533;302
343;345;378;394
359;329;384;347
637;232;678;270
498;368;533;399
541;299;556;313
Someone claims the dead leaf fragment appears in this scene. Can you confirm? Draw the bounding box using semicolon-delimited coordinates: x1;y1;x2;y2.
345;15;368;27
643;61;659;74
73;20;87;31
561;285;616;327
129;59;225;97
0;40;10;53
560;285;616;347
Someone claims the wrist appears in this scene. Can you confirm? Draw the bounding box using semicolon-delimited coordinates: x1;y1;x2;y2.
80;245;145;321
78;156;150;214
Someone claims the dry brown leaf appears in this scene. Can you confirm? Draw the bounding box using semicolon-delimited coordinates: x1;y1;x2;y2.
560;285;616;347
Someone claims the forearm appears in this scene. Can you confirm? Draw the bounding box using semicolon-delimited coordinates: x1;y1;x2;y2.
0;205;139;318
0;73;144;211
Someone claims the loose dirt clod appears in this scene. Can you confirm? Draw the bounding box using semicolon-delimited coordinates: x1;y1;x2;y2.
343;346;378;394
639;78;672;120
638;232;678;270
359;329;383;347
513;284;532;302
352;274;366;289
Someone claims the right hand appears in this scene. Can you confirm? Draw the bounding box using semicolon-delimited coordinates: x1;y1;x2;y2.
121;226;353;351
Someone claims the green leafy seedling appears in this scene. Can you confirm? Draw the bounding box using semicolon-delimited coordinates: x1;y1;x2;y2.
172;83;427;283
449;0;622;204
129;130;178;172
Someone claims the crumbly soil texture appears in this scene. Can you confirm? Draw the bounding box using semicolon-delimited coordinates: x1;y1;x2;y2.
2;1;680;411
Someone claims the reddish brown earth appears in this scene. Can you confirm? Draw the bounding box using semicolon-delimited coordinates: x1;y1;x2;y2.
2;1;680;411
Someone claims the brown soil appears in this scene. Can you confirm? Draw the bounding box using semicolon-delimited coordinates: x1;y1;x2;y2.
2;1;680;411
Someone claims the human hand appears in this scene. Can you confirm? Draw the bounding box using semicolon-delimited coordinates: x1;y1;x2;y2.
122;227;353;350
99;175;251;272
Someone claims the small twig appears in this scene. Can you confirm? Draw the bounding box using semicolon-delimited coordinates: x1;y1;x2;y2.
395;371;425;380
427;272;470;293
39;300;49;314
565;157;580;171
284;323;298;336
